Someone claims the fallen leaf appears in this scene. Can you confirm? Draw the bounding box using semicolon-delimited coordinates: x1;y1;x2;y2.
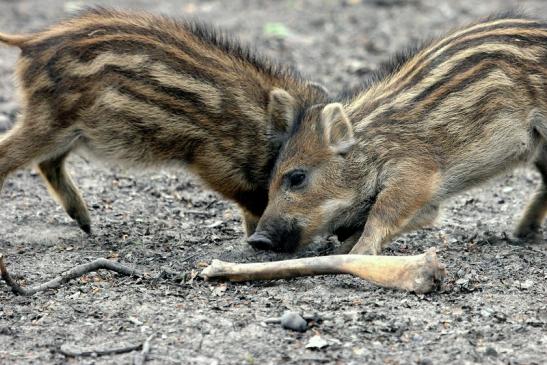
207;221;224;228
211;283;228;297
263;22;291;39
305;335;328;350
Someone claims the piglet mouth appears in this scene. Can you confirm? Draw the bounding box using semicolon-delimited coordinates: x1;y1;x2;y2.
247;232;274;251
247;219;302;253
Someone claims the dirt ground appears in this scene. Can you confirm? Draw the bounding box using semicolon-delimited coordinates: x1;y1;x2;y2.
0;0;546;364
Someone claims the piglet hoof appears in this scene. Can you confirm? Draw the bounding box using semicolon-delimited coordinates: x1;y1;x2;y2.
79;223;92;235
513;226;543;244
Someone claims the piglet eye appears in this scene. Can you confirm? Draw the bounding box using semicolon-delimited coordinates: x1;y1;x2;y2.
287;170;307;189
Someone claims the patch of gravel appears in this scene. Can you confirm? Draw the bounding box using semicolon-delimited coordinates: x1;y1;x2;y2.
0;1;545;364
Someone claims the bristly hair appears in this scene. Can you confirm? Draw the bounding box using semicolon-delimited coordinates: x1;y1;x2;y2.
76;6;305;85
338;38;431;101
338;9;530;102
185;21;304;83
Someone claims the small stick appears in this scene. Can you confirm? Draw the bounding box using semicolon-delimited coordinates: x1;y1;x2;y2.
133;334;155;365
0;254;142;296
58;343;143;357
200;248;446;293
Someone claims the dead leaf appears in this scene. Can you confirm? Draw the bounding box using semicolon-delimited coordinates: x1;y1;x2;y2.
305;335;328;350
211;283;228;297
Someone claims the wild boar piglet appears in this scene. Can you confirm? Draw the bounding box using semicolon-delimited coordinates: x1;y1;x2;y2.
248;14;547;254
0;7;328;236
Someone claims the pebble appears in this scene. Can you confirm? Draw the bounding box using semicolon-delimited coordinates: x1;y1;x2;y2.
0;326;15;335
480;308;494;318
485;346;498;357
412;334;423;342
280;311;307;332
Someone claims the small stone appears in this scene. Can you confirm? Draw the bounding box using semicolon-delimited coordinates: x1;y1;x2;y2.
305;335;328;349
485;346;498;357
480;308;494;318
0;326;15;335
493;311;507;322
418;358;433;365
281;311;307;332
412;334;423;342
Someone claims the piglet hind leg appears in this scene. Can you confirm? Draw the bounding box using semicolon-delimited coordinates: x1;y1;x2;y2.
515;143;547;242
0;111;83;229
0;114;60;190
38;152;91;234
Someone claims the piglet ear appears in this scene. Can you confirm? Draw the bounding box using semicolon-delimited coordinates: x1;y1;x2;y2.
267;88;296;137
320;103;355;155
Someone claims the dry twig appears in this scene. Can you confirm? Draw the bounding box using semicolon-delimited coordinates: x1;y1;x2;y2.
58;343;143;357
0;254;142;296
133;334;155;365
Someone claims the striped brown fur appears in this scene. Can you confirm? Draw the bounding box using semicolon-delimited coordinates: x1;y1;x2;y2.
0;7;328;236
247;14;547;254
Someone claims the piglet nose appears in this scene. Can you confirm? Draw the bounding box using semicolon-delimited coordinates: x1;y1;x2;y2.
247;232;273;251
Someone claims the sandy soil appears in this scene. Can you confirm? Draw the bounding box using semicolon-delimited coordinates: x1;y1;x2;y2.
0;0;546;364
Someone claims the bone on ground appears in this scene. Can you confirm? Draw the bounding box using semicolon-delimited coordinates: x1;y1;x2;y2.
200;248;446;294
